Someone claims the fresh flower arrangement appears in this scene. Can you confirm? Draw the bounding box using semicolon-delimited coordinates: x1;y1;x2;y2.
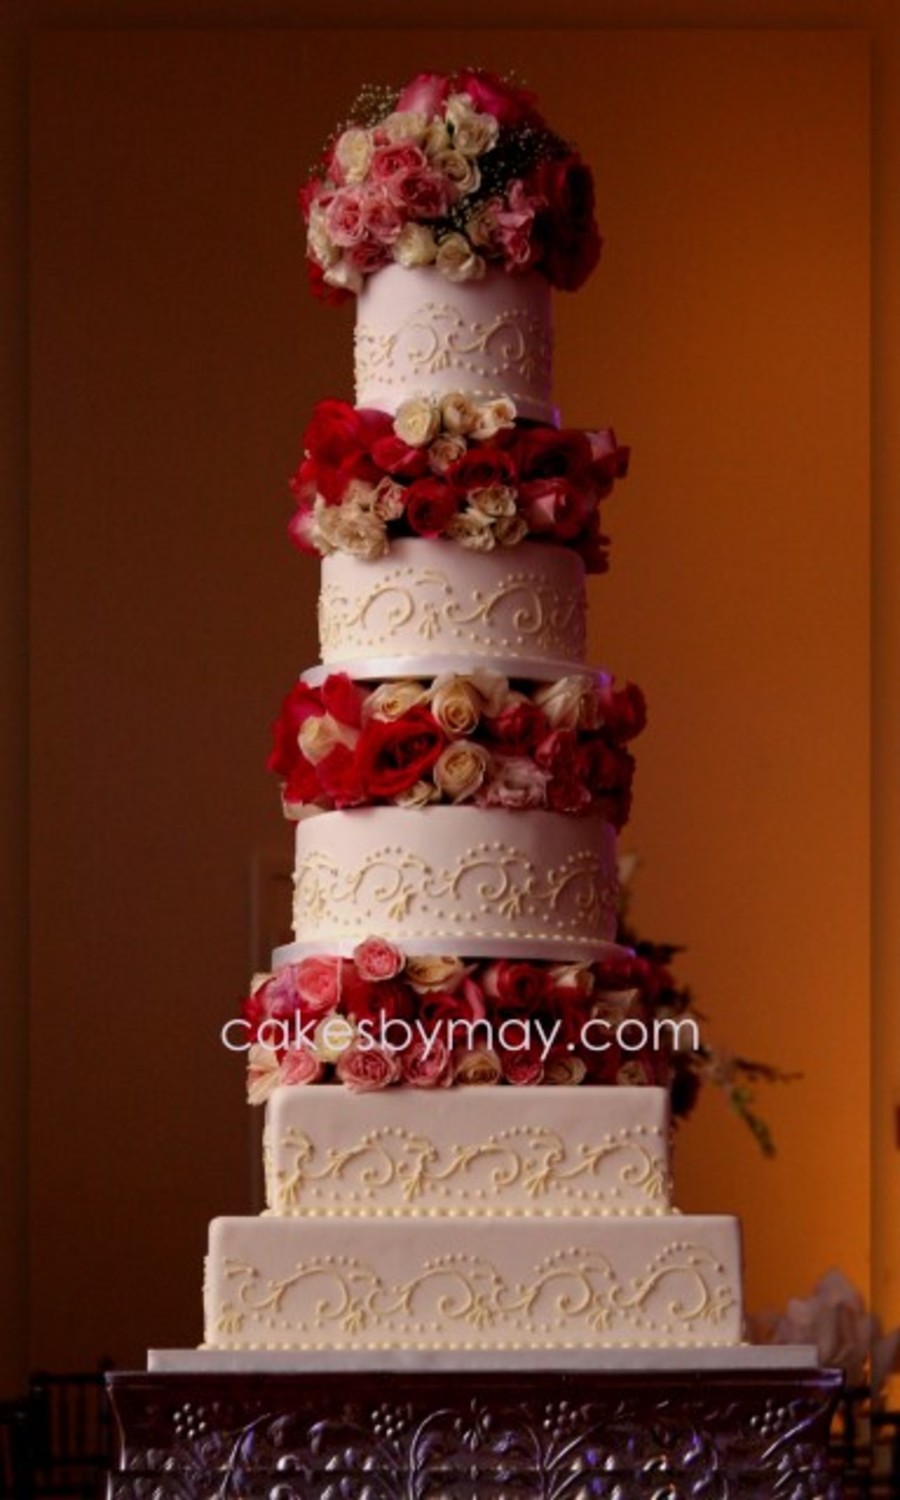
288;394;628;569
752;1270;900;1394
239;940;673;1102
268;669;645;825
299;69;602;302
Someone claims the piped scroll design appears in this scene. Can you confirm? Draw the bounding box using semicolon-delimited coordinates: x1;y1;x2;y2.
318;565;585;660
267;1123;669;1216
292;843;617;940
355;302;552;392
214;1244;736;1345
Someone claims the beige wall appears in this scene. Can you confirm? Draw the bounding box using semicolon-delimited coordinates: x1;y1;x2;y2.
2;2;895;1388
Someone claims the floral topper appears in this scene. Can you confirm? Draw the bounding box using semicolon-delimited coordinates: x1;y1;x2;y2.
299;69;602;302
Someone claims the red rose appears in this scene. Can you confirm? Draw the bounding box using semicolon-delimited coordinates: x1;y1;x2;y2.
448;444;517;493
419;978;486;1030
356;706;447;798
342;971;414;1026
321;672;365;729
282;753;325;813
510;425;594;484
305;258;355;307
301;399;393;504
530;153;602;292
483;698;547;754
370;432;431;480
315;741;365;808
452;69;540;127
404;477;458;537
597;680;647;743
267;681;324;779
482;960;549;1015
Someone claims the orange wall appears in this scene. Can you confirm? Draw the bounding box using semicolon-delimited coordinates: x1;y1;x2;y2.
2;7;892;1386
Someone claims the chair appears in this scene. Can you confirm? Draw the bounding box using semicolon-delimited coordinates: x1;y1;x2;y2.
26;1368;113;1500
0;1400;32;1500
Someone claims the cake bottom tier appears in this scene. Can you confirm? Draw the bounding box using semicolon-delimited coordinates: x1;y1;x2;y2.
204;1215;743;1351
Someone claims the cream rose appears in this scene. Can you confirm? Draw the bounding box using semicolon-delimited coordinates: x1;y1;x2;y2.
393;221;438;269
445;94;500;156
363;680;427;721
467;484;517;520
312;499;389;560
312;1013;357;1063
423;117;452;156
445;510;495;551
544;1053;588;1086
430;147;480;197
394;396;442;447
405;954;467;992
493;514;529;547
372;477;406;521
322;259;364;296
533;674;601;730
298;712;358;765
429;673;484;735
246;1043;279;1106
306;203;339;267
547;962;596;1000
433;740;491;802
381;109;428;144
427;432;468;473
440;392;478;434
435;232;485;283
469;396;517;440
333;127;374;184
395;779;441;809
454;1045;503;1086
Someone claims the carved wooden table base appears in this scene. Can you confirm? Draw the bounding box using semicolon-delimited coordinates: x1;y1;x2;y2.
107;1366;843;1499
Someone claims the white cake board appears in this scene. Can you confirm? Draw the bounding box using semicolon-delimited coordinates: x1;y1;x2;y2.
148;1345;820;1374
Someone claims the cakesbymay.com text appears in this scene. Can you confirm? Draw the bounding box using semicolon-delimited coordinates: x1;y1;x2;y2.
220;1012;701;1063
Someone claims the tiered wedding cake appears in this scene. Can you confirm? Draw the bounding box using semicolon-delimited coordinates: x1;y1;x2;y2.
202;69;743;1354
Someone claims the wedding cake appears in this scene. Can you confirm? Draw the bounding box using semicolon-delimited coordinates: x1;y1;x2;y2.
202;69;743;1354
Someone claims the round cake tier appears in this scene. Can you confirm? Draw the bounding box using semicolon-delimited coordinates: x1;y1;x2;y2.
290;806;618;956
354;265;557;424
318;539;587;676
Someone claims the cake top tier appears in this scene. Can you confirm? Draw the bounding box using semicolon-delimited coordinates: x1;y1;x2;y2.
299;69;601;304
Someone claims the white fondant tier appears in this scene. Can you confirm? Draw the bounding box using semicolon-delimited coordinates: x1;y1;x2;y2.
263;1086;672;1218
354;265;557;424
318;540;586;676
204;1215;743;1351
291;807;618;953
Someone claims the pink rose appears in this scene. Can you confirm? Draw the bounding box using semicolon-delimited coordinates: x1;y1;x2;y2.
353;936;405;982
294;955;344;1019
401;1036;453;1088
520;477;590;540
500;1043;545;1086
345;237;391;276
336;1041;402;1092
370;141;428;185
243;968;303;1032
394;72;451;118
278;1046;324;1086
388;166;452;219
324;187;368;246
477;755;547;810
361;189;406;245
